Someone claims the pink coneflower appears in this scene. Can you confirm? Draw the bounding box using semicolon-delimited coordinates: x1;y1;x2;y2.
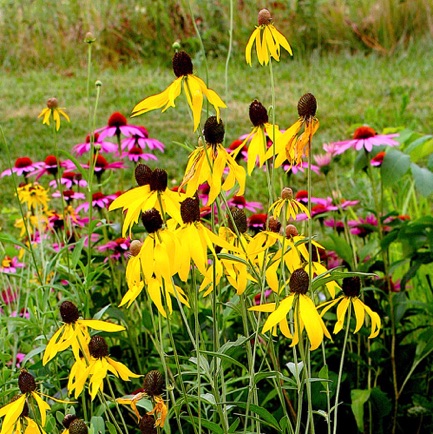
7;352;27;368
49;171;87;189
248;213;268;233
323;218;345;234
254;289;273;305
76;191;119;212
52;189;86;203
282;160;320;175
1;287;17;304
227;195;263;213
73;132;118;156
322;142;340;157
1;157;43;178
332;126;399;155
121;126;165;152
348;214;378;237
121;145;159;163
32;155;69;180
97;237;131;260
0;256;25;273
95;112;143;141
370;151;386;167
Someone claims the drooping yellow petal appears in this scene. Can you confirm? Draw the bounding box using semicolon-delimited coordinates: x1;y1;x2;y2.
334;297;351;334
264;26;279;62
31;392;51;427
81;319;125;332
107;357;141;381
0;394;26;434
262;295;295;334
363;303;381;338
184;76;204;131
298;295;329;350
245;27;260;65
88;358;108;400
271;25;293;56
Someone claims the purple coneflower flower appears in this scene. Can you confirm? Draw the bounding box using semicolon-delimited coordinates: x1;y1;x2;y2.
227;195;263;213
121;145;159;163
121;126;165;152
332;126;399;155
49;171;87;189
1;157;43;178
73;132;118;156
76;191;119;212
0;256;25;274
97;237;131;261
95;112;143;141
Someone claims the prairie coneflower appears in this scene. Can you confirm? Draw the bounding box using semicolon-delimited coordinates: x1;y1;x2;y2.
0;370;50;434
109;165;186;237
268;93;319;167
68;335;141;400
43;301;125;364
245;8;292;66
131;51;226;132
233;100;282;175
268;187;310;222
331;125;399;155
38;97;70;131
251;268;331;350
180;116;246;205
318;276;381;338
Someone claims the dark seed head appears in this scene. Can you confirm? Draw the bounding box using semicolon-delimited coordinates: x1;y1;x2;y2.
297;93;317;119
139;414;157;434
18;370;36;394
281;187;293;200
141;208;163;233
172;51;193;77
88;335;109;359
60;301;80;324
47;97;59;109
149;168;168;192
143;370;164;397
228;207;247;234
180;197;201;224
62;414;78;429
285;224;299;238
289;268;310;294
135;164;153;186
258;9;272;26
268;216;281;233
203;116;225;145
249;100;268;127
69;418;89;434
342;276;361;298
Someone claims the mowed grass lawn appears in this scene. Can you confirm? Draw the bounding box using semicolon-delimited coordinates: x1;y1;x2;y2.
0;37;432;211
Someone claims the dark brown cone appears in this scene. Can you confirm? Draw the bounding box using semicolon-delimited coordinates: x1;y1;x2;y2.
88;335;109;359
227;207;247;234
285;224;299;238
62;414;78;429
139;414;157;434
268;216;281;233
18;370;36;393
69;418;88;434
60;301;80;323
258;9;272;26
297;93;317;119
180;197;201;224
141;208;163;233
135;164;153;186
203;116;225;145
149;168;168;192
342;276;361;297
249;100;268;127
289;268;309;294
281;187;293;200
143;370;164;397
172;51;193;77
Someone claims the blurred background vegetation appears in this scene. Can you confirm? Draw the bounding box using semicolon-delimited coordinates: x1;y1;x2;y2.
1;0;433;70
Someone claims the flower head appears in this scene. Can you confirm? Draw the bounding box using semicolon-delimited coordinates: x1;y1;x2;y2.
95;112;143;141
318;276;381;338
38;97;70;131
68;335;141;400
131;51;226;131
180;117;246;204
246;9;293;66
1;157;43;178
43;300;125;364
331;125;399;155
269;187;310;222
73;132;118;156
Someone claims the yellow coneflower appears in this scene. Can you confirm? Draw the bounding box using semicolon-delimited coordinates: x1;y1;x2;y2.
38;97;70;131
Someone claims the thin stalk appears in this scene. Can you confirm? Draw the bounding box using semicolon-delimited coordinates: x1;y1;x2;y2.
332;303;352;434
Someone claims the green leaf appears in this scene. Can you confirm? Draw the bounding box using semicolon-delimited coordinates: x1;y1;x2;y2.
201;350;247;370
90;416;105;434
370;387;392;418
228;417;241;433
351;389;371;432
411;163;433;196
322;234;353;268
184;416;224;434
106;421;117;434
235;402;281;431
381;148;411;186
319;365;329;391
405;134;433;161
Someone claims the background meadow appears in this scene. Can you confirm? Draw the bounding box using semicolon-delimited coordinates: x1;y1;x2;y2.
1;1;433;434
